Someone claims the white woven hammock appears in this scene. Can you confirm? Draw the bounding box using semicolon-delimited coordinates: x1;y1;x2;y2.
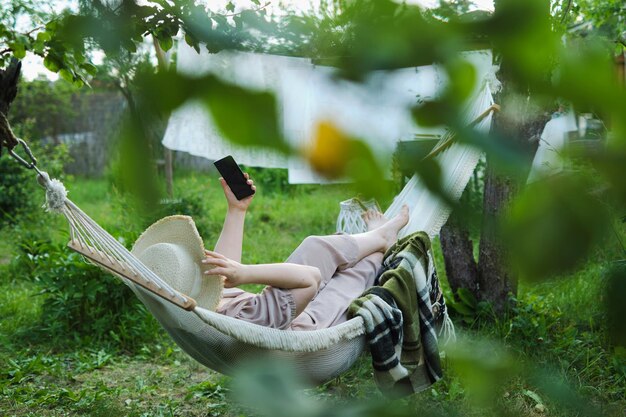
33;86;495;384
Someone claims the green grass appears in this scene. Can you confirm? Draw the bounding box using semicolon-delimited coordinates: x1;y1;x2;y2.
0;173;624;417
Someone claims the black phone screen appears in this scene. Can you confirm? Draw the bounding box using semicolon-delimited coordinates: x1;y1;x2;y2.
213;155;255;200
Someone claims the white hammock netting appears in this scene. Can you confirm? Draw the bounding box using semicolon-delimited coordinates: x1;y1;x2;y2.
35;81;495;384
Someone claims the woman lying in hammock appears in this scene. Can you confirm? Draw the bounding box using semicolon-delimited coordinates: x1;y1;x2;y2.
202;173;409;331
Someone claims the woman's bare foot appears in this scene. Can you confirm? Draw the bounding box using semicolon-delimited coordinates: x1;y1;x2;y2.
351;205;410;259
362;209;387;231
376;205;409;251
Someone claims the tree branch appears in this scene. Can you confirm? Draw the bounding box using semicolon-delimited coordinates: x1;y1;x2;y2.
23;26;44;36
216;2;271;18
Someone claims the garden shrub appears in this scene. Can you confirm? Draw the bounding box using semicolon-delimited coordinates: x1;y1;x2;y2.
10;230;164;352
0;139;70;224
241;166;289;194
0;151;38;222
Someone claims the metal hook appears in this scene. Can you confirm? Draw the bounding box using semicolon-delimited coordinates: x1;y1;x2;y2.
8;138;40;173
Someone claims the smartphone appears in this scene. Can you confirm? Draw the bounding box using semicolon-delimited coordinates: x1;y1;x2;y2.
213;155;255;200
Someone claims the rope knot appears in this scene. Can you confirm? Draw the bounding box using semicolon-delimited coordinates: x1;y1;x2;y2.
39;172;68;213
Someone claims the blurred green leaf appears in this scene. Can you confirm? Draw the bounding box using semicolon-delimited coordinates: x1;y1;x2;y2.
80;63;97;76
503;173;611;281
10;41;26;59
43;55;61;73
157;35;173;52
59;68;73;83
36;31;51;42
202;80;290;155
444;59;477;102
111;111;162;217
448;337;518;407
231;359;321;417
411;101;450;128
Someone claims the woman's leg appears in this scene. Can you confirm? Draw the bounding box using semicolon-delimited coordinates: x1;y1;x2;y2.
350;205;409;259
289;252;383;331
285;205;409;286
285;234;360;289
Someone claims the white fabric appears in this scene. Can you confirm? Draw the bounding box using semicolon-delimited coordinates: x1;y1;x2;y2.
527;111;577;183
385;83;495;240
162;43;496;183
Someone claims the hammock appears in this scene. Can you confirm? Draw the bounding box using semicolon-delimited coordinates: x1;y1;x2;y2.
13;85;496;385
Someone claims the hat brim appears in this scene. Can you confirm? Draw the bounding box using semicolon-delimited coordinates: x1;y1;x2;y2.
131;215;223;311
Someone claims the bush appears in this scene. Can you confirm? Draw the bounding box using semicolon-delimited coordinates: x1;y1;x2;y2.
10;230;164;352
241;166;290;194
0;149;39;223
0;139;70;224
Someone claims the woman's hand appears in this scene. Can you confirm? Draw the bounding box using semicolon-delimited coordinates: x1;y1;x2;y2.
202;250;248;288
219;173;256;213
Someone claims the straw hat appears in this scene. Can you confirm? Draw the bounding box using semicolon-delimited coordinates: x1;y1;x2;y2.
131;215;223;311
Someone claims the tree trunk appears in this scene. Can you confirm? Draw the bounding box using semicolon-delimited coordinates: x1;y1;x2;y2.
475;69;546;315
440;0;551;316
440;216;479;300
0;59;20;116
476;159;517;313
0;59;21;154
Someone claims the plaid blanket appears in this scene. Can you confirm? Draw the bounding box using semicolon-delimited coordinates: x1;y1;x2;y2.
349;232;447;397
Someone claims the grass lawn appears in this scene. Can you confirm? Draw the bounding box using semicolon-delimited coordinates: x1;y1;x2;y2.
0;172;624;416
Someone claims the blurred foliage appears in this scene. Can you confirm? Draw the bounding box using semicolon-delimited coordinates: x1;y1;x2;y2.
241;166;290;194
0;125;69;222
503;172;611;280
8;78;83;139
1;0;625;413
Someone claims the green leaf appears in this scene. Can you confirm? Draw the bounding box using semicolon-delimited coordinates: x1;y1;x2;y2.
59;68;74;83
503;173;611;280
412;100;449;127
444;59;477;102
80;63;98;76
11;42;26;59
226;1;235;12
523;389;544;405
36;31;52;42
203;79;290;155
158;35;173;52
43;55;61;73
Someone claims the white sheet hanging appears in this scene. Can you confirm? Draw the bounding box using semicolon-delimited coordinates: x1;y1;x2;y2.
527;111;577;183
162;42;497;183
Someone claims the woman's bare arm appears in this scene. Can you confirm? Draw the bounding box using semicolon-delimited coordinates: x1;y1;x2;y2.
213;174;255;262
203;250;321;290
